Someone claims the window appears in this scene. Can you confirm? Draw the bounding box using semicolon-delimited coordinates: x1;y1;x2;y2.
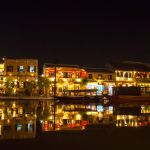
88;74;93;79
6;66;13;72
97;105;104;112
18;107;23;115
26;123;34;133
108;75;113;80
68;72;72;78
3;125;11;131
120;72;123;77
98;74;103;79
28;66;36;73
63;72;67;78
76;72;81;78
63;72;72;78
18;66;24;72
49;72;55;77
16;123;22;132
129;73;132;78
124;72;128;78
117;72;120;77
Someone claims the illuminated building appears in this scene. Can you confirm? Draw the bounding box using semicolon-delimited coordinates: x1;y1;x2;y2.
106;61;150;94
1;58;38;95
83;67;115;95
0;58;4;93
43;64;87;96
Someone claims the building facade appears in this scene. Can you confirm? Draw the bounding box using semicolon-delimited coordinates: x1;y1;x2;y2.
84;68;116;96
43;64;87;96
0;58;38;95
106;61;150;95
0;59;4;93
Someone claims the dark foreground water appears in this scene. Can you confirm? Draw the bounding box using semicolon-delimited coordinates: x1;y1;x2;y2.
0;127;150;150
0;99;150;150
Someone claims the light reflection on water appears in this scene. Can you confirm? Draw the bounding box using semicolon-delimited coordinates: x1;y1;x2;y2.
0;99;102;139
1;99;149;139
0;99;44;139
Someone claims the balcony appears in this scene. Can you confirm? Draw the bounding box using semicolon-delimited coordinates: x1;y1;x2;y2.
63;108;96;112
136;78;150;83
116;77;134;82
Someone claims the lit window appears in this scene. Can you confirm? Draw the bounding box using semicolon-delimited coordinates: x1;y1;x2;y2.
18;107;23;115
18;66;24;72
97;105;104;112
76;72;81;78
88;74;93;79
98;74;103;79
27;123;33;133
28;66;36;73
16;123;22;132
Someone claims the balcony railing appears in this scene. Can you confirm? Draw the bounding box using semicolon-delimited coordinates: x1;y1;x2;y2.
116;77;134;82
136;78;150;83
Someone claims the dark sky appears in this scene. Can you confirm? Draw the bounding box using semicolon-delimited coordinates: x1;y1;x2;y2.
0;1;150;68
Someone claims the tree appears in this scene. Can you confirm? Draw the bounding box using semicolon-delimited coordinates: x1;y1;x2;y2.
4;79;14;96
24;81;35;96
38;76;50;97
81;78;89;89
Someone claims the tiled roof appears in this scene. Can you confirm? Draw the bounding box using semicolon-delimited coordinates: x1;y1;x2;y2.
83;67;114;73
109;62;150;72
44;63;80;68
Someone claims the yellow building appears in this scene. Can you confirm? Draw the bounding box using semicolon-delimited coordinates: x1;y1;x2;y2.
43;64;87;96
84;67;116;95
106;61;150;94
2;58;38;95
0;59;4;93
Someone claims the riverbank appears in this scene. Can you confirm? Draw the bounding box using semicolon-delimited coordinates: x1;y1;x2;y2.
0;96;53;100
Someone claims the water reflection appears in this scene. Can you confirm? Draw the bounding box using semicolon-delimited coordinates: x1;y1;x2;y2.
0;99;105;139
0;100;37;139
1;99;150;139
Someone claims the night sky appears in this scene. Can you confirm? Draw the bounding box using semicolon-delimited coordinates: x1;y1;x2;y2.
0;1;150;68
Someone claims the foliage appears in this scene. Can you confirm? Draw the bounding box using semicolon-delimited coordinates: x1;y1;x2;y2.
4;79;14;96
24;81;35;96
82;78;89;85
38;76;50;96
